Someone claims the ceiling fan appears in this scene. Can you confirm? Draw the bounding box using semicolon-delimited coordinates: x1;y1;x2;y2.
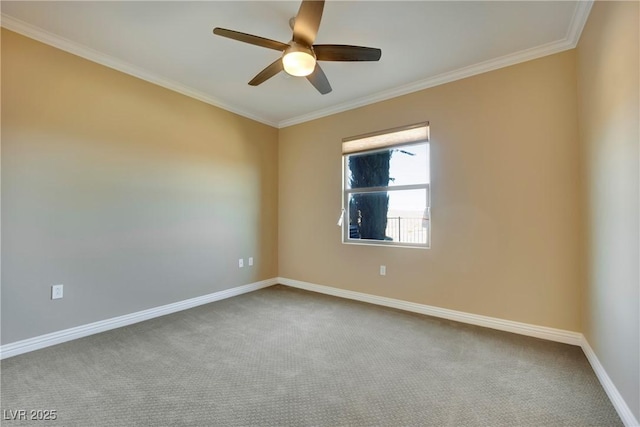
213;0;382;95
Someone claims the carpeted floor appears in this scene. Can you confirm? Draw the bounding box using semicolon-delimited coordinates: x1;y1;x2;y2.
1;285;622;426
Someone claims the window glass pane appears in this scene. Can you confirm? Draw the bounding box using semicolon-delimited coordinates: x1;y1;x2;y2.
347;189;428;245
346;142;429;189
386;189;429;245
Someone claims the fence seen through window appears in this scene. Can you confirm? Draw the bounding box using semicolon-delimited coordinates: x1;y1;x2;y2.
342;123;430;248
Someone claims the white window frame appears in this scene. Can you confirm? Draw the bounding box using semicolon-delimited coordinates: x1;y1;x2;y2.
341;122;431;249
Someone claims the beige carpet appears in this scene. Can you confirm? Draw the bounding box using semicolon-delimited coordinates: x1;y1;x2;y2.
0;285;622;426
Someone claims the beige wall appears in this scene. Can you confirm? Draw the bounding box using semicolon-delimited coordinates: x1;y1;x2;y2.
3;8;638;419
1;6;638;417
279;51;582;331
577;0;639;420
1;29;279;344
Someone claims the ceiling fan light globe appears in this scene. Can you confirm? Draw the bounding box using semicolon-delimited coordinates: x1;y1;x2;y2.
282;50;316;77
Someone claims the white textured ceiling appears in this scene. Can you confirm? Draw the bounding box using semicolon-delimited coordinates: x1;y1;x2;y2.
1;1;591;127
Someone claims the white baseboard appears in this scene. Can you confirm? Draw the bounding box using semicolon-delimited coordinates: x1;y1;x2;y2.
277;277;582;345
580;337;640;427
0;278;278;360
3;276;636;426
277;277;639;426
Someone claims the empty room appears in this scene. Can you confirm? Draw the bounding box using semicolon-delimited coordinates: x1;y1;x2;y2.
1;1;638;426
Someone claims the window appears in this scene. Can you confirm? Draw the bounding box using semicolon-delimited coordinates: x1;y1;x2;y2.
342;122;430;248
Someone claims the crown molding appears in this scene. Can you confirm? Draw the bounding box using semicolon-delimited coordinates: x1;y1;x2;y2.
278;38;573;128
566;0;594;48
2;1;593;130
0;14;279;128
278;0;594;128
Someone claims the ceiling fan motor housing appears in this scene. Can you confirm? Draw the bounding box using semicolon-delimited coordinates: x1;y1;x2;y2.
282;42;317;76
212;0;381;94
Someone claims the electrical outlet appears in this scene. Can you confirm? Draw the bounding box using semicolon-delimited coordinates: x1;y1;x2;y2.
51;284;64;300
379;265;386;276
239;258;244;268
248;257;254;266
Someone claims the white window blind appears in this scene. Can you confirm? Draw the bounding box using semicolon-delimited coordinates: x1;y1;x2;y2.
342;122;429;154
